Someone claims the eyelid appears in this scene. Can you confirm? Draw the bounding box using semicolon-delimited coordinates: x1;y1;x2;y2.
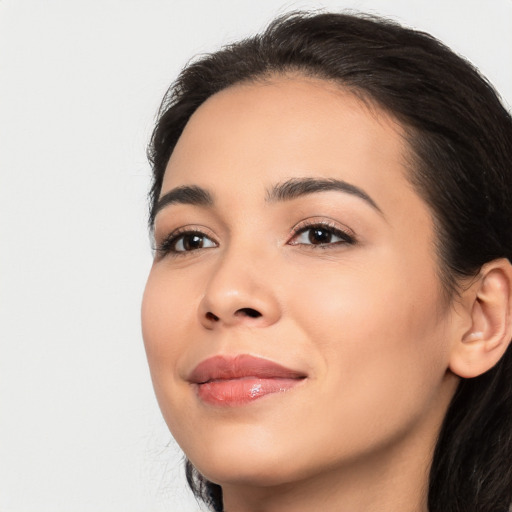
288;217;356;245
154;225;218;258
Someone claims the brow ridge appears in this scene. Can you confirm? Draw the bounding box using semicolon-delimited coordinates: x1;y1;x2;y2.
153;177;382;223
153;185;213;218
265;177;382;212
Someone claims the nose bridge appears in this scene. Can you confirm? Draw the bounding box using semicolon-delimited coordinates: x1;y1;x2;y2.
198;236;281;328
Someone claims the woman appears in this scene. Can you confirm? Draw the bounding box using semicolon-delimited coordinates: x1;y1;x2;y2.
141;11;512;512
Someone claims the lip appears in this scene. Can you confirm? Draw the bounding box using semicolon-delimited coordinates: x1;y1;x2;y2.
187;354;307;407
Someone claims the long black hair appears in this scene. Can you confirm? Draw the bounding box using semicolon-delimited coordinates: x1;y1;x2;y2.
147;12;512;512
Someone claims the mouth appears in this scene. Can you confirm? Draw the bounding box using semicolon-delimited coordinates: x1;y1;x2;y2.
187;354;307;407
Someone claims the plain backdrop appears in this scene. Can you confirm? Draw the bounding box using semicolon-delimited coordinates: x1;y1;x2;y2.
1;1;511;511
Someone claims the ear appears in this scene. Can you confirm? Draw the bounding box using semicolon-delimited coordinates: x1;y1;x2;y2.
449;258;512;379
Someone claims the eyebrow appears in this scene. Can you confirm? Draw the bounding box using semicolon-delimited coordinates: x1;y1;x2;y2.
153;185;213;216
153;177;382;219
266;177;382;213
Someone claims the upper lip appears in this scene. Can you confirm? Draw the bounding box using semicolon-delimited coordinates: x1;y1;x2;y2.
187;354;307;384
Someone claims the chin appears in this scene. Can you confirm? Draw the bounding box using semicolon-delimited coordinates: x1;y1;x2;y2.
181;425;311;488
192;454;306;489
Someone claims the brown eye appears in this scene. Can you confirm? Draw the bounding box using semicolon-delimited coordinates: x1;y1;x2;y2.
156;227;218;258
174;233;216;252
181;234;205;250
290;224;355;247
308;228;333;244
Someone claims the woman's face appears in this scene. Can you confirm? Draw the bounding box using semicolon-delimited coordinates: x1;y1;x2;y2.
142;77;459;489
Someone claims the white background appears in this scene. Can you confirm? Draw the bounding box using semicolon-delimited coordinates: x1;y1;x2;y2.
1;1;511;511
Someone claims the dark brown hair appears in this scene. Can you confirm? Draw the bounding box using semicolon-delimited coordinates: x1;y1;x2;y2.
148;11;512;512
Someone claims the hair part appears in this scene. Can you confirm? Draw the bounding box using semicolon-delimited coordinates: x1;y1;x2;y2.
148;11;512;512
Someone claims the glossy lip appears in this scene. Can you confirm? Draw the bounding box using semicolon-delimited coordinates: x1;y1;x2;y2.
187;354;307;407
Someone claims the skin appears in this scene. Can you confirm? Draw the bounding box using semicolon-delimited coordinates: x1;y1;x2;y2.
142;77;464;512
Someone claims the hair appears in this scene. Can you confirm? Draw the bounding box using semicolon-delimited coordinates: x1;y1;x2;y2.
147;11;512;512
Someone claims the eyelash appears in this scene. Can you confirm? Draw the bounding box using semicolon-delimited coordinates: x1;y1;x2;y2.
155;220;356;258
155;227;218;258
289;221;356;248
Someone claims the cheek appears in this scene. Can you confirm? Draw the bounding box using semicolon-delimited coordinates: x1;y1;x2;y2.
141;267;203;439
286;256;450;426
141;267;195;381
288;244;446;353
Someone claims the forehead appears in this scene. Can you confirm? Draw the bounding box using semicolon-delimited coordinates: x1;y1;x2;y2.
161;77;418;215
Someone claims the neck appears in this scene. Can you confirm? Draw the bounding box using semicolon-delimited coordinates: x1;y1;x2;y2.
222;445;430;512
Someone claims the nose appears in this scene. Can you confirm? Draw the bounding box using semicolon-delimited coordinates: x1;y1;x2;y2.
198;249;282;330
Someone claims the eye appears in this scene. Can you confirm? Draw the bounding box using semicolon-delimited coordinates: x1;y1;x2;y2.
174;232;216;252
156;229;218;257
289;222;355;247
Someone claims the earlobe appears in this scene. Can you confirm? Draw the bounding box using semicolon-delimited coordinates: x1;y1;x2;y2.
449;258;512;379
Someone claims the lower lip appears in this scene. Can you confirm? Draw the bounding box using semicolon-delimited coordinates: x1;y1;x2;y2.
196;377;303;406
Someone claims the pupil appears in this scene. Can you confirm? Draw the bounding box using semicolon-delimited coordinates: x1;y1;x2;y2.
309;228;331;244
184;234;203;250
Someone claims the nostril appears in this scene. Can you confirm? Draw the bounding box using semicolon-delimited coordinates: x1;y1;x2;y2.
236;308;262;318
206;312;220;321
